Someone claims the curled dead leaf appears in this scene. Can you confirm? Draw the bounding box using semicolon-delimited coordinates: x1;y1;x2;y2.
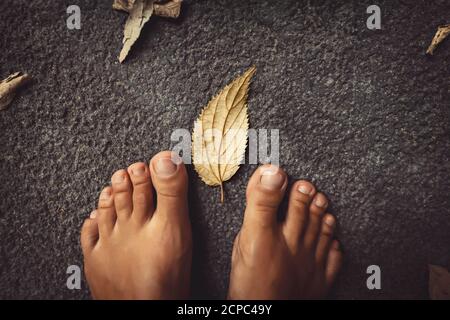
113;0;136;12
113;0;183;63
154;0;182;18
119;0;155;63
429;264;450;300
426;24;450;55
192;67;256;203
0;72;31;111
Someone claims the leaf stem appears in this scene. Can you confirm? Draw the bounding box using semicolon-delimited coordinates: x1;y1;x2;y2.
220;183;224;203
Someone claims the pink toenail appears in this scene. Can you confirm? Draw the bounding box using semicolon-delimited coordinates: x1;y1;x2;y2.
112;172;125;184
170;152;183;165
324;215;335;227
156;158;177;176
260;167;284;190
90;210;97;219
298;183;313;195
100;189;111;200
131;166;145;176
314;196;327;208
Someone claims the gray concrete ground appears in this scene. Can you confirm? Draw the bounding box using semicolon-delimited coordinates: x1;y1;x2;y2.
0;0;449;299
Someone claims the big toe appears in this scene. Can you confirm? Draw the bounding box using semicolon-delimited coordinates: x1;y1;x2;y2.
243;164;287;230
149;151;189;221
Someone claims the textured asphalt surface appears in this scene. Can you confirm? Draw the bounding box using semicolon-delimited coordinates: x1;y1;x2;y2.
0;0;449;299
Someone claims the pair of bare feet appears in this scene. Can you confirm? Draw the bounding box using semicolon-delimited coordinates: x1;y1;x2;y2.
80;151;343;299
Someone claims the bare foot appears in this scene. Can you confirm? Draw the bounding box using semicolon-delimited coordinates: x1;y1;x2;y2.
228;165;343;299
80;151;191;299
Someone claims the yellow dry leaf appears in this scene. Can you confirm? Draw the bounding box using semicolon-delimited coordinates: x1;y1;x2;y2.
426;24;450;55
119;0;155;63
429;264;450;300
0;72;31;111
192;67;256;203
113;0;136;12
154;0;182;18
114;0;183;63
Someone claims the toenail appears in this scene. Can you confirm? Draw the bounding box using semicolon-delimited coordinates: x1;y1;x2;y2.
156;158;177;176
90;210;97;219
260;167;284;190
170;152;183;165
324;215;335;227
131;166;145;176
100;189;111;200
112;172;125;184
314;195;327;208
298;183;313;195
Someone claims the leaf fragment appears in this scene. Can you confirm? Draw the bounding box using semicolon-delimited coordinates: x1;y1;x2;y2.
113;0;183;63
154;0;182;18
113;0;136;12
119;0;155;63
0;72;31;111
426;24;450;55
192;67;256;203
429;264;450;300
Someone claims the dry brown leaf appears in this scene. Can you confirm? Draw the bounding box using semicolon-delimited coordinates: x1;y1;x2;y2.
113;0;136;12
429;264;450;300
426;24;450;55
0;72;31;111
192;67;256;203
119;0;155;63
113;0;183;63
154;0;182;18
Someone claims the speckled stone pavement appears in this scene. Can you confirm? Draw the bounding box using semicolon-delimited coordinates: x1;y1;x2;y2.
0;0;449;299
